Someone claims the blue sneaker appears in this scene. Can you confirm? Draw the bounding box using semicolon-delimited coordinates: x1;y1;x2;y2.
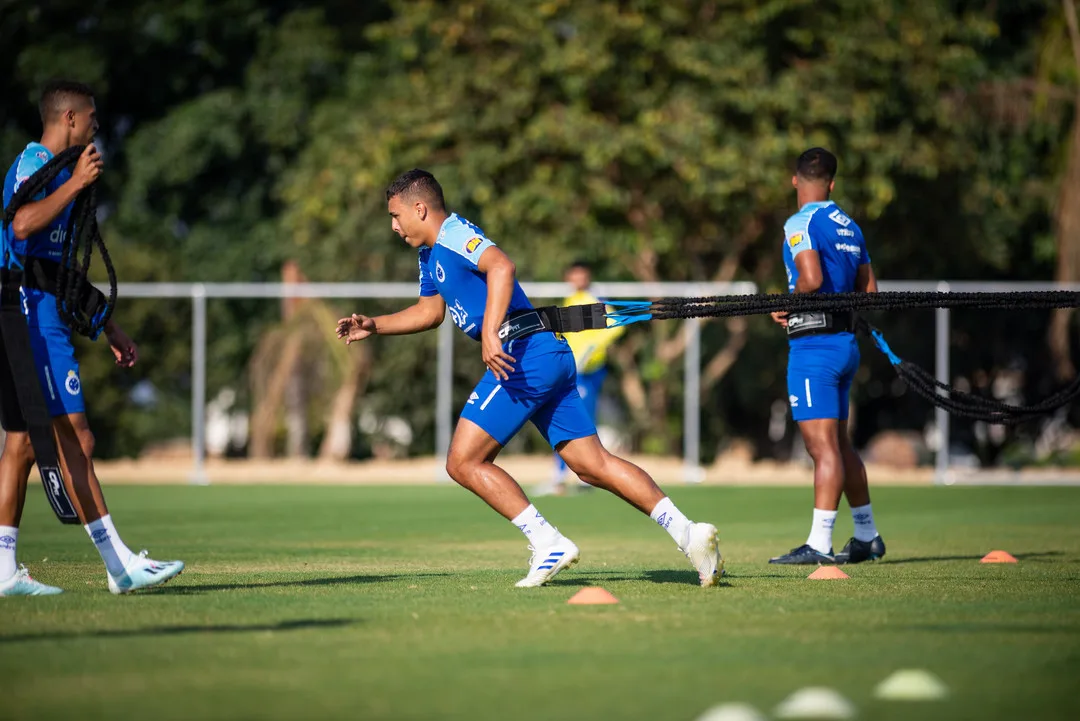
834;536;886;564
0;565;63;596
769;544;835;565
108;550;184;594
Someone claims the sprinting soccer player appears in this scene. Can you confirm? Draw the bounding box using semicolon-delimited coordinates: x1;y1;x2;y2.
535;260;625;497
0;80;184;596
768;148;886;565
336;169;722;587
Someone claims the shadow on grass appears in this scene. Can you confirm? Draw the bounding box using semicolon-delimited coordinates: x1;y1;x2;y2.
547;569;732;587
155;572;449;595
885;551;1064;565
0;618;356;644
900;622;1080;635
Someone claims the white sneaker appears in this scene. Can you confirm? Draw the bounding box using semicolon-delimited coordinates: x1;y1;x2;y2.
515;536;580;587
681;522;724;587
0;565;63;596
108;550;185;594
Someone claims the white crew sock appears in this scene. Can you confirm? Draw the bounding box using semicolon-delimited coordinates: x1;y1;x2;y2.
84;514;135;577
650;497;692;548
511;504;562;547
806;508;838;554
0;526;17;581
851;503;879;542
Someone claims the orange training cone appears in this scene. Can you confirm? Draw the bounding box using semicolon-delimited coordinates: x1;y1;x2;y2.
980;550;1018;563
567;587;620;605
808;566;850;580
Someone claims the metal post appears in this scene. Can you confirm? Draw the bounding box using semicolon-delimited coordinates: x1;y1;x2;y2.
191;284;208;485
683;318;704;483
435;318;454;480
934;282;951;485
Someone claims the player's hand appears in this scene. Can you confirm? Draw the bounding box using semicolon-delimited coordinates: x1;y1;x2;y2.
336;314;377;344
770;311;789;328
105;321;138;368
482;330;516;381
72;144;103;189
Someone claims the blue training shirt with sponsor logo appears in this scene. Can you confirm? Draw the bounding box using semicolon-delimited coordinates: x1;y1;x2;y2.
417;213;534;341
2;142;73;268
782;200;869;295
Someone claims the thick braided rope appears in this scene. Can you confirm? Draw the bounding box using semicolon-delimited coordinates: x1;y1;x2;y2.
2;146;116;338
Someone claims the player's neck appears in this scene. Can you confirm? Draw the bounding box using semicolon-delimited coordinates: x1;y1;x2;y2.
38;127;74;157
797;192;829;209
421;210;451;247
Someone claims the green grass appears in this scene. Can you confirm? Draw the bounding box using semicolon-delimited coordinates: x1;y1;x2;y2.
2;484;1078;721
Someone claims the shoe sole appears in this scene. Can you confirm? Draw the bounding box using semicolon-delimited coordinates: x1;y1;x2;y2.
111;565;185;595
515;551;580;588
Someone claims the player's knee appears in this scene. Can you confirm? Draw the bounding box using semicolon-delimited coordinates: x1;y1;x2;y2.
803;432;840;462
444;453;475;483
1;431;34;463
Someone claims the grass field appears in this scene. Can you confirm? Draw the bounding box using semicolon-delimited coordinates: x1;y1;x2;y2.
2;483;1078;721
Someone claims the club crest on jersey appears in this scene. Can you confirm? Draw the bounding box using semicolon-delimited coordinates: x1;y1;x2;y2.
788;233;803;248
65;370;81;396
36;151;49;162
435;261;446;283
465;236;483;254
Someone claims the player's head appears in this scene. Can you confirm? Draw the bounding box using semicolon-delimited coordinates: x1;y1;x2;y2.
792;147;836;197
386;169;447;248
564;260;592;291
39;80;98;147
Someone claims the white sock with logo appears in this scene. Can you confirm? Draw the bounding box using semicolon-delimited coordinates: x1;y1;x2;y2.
806;508;838;554
851;503;879;542
650;497;692;548
84;515;135;577
0;526;18;581
511;504;561;548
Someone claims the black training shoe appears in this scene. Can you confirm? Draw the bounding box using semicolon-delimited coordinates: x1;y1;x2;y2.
834;535;886;565
768;544;835;565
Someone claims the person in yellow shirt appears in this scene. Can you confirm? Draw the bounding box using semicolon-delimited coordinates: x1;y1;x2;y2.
538;261;626;495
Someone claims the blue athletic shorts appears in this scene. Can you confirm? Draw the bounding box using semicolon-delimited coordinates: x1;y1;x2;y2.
460;332;596;448
22;287;85;417
786;333;859;422
575;367;607;421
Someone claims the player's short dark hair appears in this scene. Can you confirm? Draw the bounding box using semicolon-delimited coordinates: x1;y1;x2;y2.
386;169;446;211
566;259;592;273
38;80;95;124
795;147;837;183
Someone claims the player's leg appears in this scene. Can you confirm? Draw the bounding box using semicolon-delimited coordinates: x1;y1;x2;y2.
547;393;723;587
0;335;62;596
833;349;885;564
30;322;183;593
452;373;579;588
769;347;844;564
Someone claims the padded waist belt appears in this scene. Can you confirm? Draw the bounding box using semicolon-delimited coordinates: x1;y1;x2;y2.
499;303;609;342
18;255;107;319
787;310;856;338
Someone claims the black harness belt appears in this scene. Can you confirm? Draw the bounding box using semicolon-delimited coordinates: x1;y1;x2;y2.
0;268;79;524
20;255;108;320
499;303;609;342
786;310;857;339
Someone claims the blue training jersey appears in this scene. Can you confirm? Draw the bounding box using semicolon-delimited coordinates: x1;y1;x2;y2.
417;213;534;341
782;201;869;294
2;142;73;269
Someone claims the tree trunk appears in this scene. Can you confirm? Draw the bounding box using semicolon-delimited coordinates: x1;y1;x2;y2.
1048;0;1080;381
249;332;304;458
318;344;372;461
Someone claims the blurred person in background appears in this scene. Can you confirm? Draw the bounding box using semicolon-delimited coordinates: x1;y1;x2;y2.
768;147;886;566
535;260;625;497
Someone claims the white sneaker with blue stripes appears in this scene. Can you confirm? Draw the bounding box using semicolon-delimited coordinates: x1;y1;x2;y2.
0;565;63;597
515;536;580;588
108;550;184;594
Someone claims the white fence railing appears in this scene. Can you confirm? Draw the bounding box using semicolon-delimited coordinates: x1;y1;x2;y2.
115;280;1078;485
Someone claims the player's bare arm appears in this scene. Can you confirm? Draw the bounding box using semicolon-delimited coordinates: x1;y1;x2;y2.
11;145;101;240
793;250;823;294
104;320;138;368
336;294;446;343
476;245;517;381
856;263;878;293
